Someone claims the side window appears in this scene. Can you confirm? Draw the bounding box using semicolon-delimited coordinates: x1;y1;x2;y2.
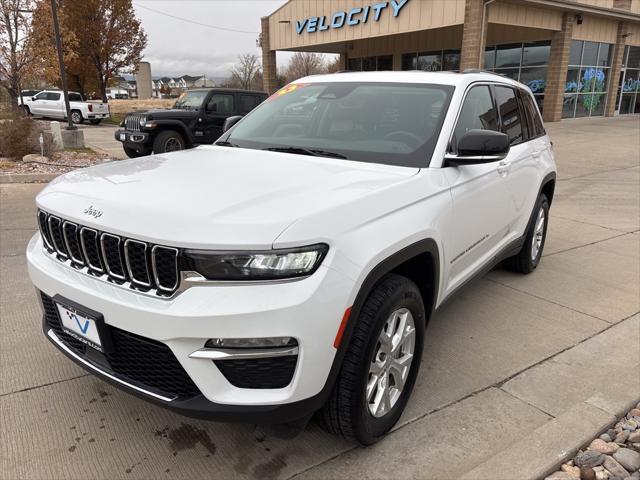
494;86;524;145
34;92;46;100
521;90;545;138
239;95;260;114
453;85;499;148
47;92;61;101
206;94;234;114
68;93;83;101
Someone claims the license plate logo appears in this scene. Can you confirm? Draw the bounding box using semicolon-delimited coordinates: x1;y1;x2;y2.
119;133;126;141
56;303;102;351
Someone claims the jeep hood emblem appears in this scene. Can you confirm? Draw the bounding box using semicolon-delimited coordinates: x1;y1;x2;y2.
83;205;103;218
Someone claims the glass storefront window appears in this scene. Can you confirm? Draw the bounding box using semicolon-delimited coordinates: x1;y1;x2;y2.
619;94;636;114
485;47;496;69
348;58;362;71
628;46;640;69
569;41;583;66
581;67;608;93
582;41;599;66
377;55;393;71
565;68;581;92
443;50;460;71
520;67;547;94
495;44;522;68
597;44;611;67
522;42;551;66
402;53;417;70
417;51;442;71
494;68;519;80
562;94;577;118
362;57;376;71
574;95;591;117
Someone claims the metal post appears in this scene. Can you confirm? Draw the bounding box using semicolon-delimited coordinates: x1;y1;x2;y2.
50;0;76;130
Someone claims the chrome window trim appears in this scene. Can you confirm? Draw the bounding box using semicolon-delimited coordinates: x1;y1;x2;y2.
100;233;127;281
151;245;179;292
62;221;85;266
47;329;176;402
79;227;104;273
47;215;69;259
124;239;152;288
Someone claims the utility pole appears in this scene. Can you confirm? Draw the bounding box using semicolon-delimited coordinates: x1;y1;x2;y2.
50;0;75;130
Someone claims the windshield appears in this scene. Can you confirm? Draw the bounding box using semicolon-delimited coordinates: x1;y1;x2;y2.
222;82;454;167
174;90;208;110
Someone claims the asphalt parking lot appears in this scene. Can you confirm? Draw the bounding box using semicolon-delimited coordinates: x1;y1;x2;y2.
1;116;639;479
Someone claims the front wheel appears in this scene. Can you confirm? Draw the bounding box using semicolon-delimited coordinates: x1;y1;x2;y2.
319;274;425;445
152;130;185;154
123;146;151;158
504;193;550;273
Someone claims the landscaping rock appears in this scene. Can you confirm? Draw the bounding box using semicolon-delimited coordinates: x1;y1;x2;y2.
576;450;606;468
628;431;640;443
590;439;618;455
581;467;597;480
561;463;581;479
603;455;630;478
616;431;631;443
545;472;574;480
613;448;640;472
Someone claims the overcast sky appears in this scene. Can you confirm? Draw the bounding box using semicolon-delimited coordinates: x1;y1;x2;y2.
132;0;293;80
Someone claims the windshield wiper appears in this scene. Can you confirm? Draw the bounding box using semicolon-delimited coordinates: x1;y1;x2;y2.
263;147;347;159
215;140;238;147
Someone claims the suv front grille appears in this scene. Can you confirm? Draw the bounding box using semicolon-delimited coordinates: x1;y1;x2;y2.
124;114;144;132
40;292;201;400
38;209;179;297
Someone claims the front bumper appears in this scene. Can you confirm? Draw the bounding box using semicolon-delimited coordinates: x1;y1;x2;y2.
27;234;355;423
114;129;149;144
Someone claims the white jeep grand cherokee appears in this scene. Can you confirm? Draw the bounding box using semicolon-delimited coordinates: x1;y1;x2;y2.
27;71;556;445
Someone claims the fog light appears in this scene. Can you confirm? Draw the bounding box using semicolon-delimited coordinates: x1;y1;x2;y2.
205;337;297;349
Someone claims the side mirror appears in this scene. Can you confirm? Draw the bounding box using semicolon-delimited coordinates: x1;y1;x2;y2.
223;115;243;133
32;97;37;101
445;130;510;165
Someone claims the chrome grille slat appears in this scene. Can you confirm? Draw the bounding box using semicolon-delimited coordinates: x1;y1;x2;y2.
125;114;142;132
100;233;127;281
62;221;84;266
47;216;68;259
37;209;179;297
124;239;152;288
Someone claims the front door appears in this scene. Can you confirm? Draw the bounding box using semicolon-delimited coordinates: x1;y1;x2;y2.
199;93;236;144
441;84;514;296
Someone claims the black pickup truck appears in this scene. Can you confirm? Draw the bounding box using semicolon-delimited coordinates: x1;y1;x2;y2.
115;88;267;158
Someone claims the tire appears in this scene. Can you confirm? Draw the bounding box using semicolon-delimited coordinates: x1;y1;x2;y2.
23;105;31;116
89;119;102;125
319;274;425;445
152;130;185;154
504;193;550;274
70;110;83;124
123;146;150;158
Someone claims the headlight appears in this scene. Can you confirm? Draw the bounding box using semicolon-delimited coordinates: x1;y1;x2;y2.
182;244;328;281
139;116;147;127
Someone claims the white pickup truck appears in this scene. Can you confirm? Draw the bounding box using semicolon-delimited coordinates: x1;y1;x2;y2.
19;90;110;125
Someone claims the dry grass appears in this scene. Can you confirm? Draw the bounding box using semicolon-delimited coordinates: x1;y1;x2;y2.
107;98;174;115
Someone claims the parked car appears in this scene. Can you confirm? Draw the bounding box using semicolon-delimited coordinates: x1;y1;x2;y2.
114;88;267;158
27;71;556;445
19;90;110;125
106;88;129;99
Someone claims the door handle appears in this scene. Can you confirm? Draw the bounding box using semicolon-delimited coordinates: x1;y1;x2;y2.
497;160;511;175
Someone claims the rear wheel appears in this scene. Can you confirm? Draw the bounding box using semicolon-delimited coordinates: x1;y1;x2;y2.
23;106;31;116
504;193;549;274
319;274;425;445
70;110;83;124
152;130;185;154
123;146;150;158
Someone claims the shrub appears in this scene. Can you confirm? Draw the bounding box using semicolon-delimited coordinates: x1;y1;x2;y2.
0;111;36;160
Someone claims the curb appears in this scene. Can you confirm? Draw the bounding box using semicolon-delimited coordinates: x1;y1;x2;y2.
459;388;640;480
0;173;59;184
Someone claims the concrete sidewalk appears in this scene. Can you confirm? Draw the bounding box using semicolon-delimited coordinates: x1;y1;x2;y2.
0;116;638;480
78;123;126;160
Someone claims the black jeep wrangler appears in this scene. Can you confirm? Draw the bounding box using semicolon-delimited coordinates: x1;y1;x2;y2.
115;88;267;158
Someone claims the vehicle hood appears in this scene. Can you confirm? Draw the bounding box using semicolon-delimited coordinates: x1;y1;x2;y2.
37;146;419;249
134;109;198;120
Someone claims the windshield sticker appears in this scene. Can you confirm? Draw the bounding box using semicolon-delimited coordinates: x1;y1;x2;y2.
268;83;308;101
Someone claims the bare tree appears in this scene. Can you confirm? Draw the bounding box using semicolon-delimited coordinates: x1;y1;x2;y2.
285;52;325;83
0;0;34;109
229;53;261;90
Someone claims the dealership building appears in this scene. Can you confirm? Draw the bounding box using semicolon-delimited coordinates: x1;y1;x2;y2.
261;0;640;121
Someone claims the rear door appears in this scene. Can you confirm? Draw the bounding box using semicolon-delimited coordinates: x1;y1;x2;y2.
442;84;514;295
493;85;541;236
199;92;236;143
45;92;63;117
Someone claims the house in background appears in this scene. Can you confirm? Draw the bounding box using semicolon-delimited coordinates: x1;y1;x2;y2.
152;75;216;97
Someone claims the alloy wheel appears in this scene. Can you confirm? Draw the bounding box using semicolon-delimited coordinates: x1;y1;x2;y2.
366;308;416;418
531;206;545;261
164;138;182;152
